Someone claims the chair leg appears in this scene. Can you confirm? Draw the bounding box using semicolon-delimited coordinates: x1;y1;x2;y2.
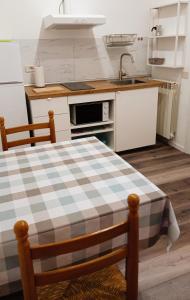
0;117;8;151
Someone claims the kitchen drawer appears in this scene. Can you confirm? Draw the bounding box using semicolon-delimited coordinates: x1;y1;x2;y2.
68;92;115;104
33;114;70;131
34;130;71;145
30;97;69;117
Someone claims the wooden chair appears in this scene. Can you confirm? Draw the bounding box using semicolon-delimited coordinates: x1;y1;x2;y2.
14;194;139;300
0;110;56;151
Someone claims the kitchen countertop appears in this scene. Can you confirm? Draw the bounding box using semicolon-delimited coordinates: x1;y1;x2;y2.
25;78;162;100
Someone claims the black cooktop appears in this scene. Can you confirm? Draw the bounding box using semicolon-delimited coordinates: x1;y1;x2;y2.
61;82;95;91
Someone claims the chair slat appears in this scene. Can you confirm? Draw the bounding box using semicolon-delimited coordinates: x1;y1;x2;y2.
0;110;56;151
35;247;127;286
31;221;128;259
0;117;8;151
5;123;50;134
7;135;51;148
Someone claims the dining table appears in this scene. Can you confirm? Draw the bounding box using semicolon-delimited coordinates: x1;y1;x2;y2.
0;136;180;297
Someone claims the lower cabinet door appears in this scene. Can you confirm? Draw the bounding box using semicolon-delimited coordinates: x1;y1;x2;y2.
115;88;158;152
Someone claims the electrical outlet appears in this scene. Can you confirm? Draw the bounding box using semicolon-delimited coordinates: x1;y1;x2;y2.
182;71;189;79
25;65;35;73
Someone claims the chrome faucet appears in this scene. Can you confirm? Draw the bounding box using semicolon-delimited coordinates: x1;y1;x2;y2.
119;53;135;80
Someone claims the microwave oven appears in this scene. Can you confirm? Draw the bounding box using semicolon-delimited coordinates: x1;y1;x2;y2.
70;101;109;125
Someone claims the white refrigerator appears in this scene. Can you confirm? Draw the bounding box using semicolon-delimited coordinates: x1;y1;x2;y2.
0;41;29;151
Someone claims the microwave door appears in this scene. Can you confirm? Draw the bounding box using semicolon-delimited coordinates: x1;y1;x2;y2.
76;103;102;125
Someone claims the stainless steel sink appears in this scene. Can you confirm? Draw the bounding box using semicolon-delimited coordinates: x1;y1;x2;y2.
110;79;145;85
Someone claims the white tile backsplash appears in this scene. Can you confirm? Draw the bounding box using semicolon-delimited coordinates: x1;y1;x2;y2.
19;37;149;85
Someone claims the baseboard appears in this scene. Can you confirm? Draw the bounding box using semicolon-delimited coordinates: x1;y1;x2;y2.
157;134;185;153
169;140;185;152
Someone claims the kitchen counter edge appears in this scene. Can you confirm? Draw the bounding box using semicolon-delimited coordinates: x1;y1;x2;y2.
25;79;162;100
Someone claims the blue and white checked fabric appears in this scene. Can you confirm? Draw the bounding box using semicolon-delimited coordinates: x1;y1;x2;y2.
0;137;179;296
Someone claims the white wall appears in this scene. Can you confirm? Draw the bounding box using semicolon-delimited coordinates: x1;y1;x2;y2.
0;0;152;84
67;0;152;36
0;0;151;39
0;0;60;39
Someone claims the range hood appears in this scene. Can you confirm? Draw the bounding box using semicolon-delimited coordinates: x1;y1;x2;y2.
44;14;106;29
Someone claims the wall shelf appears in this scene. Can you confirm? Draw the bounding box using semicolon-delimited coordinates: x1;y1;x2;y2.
152;1;189;9
70;120;114;130
71;128;114;138
148;34;185;38
147;63;184;68
147;1;188;69
104;34;137;47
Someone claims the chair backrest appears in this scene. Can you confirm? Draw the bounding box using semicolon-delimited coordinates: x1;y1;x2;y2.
14;194;139;300
0;110;56;151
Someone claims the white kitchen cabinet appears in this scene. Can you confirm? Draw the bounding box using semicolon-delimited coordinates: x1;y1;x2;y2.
29;97;71;143
56;130;71;142
68;92;115;104
28;87;159;151
33;114;71;144
68;93;116;150
115;88;158;152
30;97;69;117
34;129;71;145
33;114;70;131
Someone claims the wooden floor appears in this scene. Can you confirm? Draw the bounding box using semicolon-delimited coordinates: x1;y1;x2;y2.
120;141;190;298
120;141;190;260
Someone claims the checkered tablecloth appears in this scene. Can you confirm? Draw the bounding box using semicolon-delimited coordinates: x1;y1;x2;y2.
0;137;180;296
